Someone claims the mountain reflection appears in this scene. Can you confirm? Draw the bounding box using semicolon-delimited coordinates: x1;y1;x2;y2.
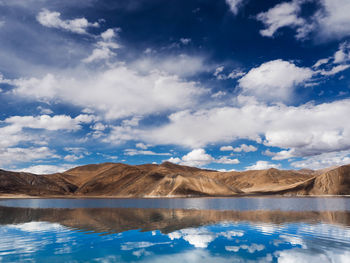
1;206;349;235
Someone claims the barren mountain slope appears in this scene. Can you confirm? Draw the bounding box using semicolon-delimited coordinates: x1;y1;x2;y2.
0;169;76;195
206;168;315;193
0;162;349;197
71;162;240;197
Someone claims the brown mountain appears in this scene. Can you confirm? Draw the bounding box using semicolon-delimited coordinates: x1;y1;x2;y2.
0;162;349;197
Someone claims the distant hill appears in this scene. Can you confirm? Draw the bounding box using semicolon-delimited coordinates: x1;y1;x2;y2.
0;162;350;197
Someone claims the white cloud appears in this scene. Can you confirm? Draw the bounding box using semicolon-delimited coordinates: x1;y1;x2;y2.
133;54;209;78
312;42;350;75
314;0;350;40
101;28;117;41
227;69;245;79
91;122;106;131
167;157;181;164
83;28;120;63
214;66;225;79
10;66;206;120
16;164;73;174
225;246;240;252
257;0;350;41
63;154;83;162
265;149;296;160
220;146;234;151
36;9;99;34
256;0;307;39
291;150;350;169
211;91;227;98
0;114;95;167
334;42;350;63
214;67;245;80
136;142;148;149
37;106;53;115
167;148;239;167
124;149;171;156
239;59;313;103
225;0;245;15
319;64;350;76
107;98;350;162
4;114;94;131
216;156;240;164
245;160;281;170
83;45;116;63
179;148;214;167
0;147;59;167
313;58;330;68
233;144;257;152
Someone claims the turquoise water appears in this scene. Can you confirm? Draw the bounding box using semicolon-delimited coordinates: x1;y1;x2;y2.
0;198;349;262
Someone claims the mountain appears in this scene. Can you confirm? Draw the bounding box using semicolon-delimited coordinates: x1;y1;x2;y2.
0;162;349;197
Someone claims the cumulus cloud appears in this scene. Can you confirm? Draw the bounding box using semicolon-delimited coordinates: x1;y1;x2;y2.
0;114;95;154
312;42;350;76
225;0;246;15
245;160;281;170
256;0;308;39
239;59;313;103
16;164;74;174
124;149;171;156
9;66;206;120
136;143;148;149
36;9;99;34
319;64;350;76
257;0;350;41
167;148;239;167
37;106;53;115
133;54;209;78
4;114;94;131
334;42;350;63
106;98;350;162
314;0;350;40
0;147;59;167
220;144;257;152
0;114;96;167
291;150;350;169
233;144;257;152
83;28;121;63
214;66;245;80
220;146;234;151
175;149;214;167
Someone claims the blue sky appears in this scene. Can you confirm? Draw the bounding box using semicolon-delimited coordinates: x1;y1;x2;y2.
1;0;350;173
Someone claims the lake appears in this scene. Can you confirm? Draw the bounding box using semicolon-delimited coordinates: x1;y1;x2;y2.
0;197;349;262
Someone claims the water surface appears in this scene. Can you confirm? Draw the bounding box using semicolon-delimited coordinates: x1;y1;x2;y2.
0;197;349;262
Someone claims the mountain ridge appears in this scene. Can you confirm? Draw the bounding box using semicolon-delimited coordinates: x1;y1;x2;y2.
0;162;349;197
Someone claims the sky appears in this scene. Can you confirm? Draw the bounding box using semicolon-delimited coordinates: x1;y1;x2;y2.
1;0;350;173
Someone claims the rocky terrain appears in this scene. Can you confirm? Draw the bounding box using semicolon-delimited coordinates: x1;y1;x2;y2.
0;162;349;197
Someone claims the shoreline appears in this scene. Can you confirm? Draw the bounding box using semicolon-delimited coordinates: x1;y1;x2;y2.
1;194;350;199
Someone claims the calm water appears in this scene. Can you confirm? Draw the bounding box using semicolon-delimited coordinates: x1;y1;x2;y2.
0;198;349;262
